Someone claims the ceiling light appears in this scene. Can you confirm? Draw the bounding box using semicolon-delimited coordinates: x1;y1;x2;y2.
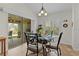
41;10;44;14
38;3;48;16
38;13;41;16
44;13;47;16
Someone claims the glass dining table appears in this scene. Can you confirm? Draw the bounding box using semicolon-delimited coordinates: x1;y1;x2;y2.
37;35;59;56
29;34;59;56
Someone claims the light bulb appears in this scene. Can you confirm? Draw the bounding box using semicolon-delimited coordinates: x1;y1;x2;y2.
38;13;41;16
44;13;47;16
41;10;44;14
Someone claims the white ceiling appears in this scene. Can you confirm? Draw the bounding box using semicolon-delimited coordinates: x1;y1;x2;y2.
26;3;73;14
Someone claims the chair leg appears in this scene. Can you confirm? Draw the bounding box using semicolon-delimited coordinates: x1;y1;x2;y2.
59;48;61;56
26;49;28;56
57;49;59;56
57;48;61;56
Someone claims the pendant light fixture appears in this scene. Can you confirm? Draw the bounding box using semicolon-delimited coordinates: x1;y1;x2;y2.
38;3;48;16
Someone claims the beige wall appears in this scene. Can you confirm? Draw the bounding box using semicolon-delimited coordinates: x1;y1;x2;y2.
72;4;79;50
0;11;8;53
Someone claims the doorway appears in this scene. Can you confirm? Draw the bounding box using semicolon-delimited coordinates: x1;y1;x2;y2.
8;14;31;49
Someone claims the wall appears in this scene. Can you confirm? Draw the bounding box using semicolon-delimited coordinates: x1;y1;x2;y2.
0;11;8;53
0;3;37;54
37;10;72;45
72;4;79;50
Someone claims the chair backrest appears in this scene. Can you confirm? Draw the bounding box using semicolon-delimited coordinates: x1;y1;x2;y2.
24;32;38;45
57;32;63;48
24;32;29;45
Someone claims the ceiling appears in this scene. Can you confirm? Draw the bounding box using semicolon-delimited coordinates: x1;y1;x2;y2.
26;3;73;14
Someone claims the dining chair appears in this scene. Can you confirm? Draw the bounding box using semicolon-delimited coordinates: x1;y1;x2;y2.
46;32;63;56
24;32;42;56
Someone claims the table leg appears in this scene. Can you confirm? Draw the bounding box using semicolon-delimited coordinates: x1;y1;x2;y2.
43;44;44;56
1;40;3;54
4;39;6;56
43;44;47;56
48;42;51;52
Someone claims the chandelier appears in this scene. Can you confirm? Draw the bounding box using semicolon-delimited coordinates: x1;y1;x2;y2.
38;3;48;16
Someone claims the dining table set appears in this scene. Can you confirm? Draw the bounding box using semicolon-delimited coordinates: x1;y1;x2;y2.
24;32;60;56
